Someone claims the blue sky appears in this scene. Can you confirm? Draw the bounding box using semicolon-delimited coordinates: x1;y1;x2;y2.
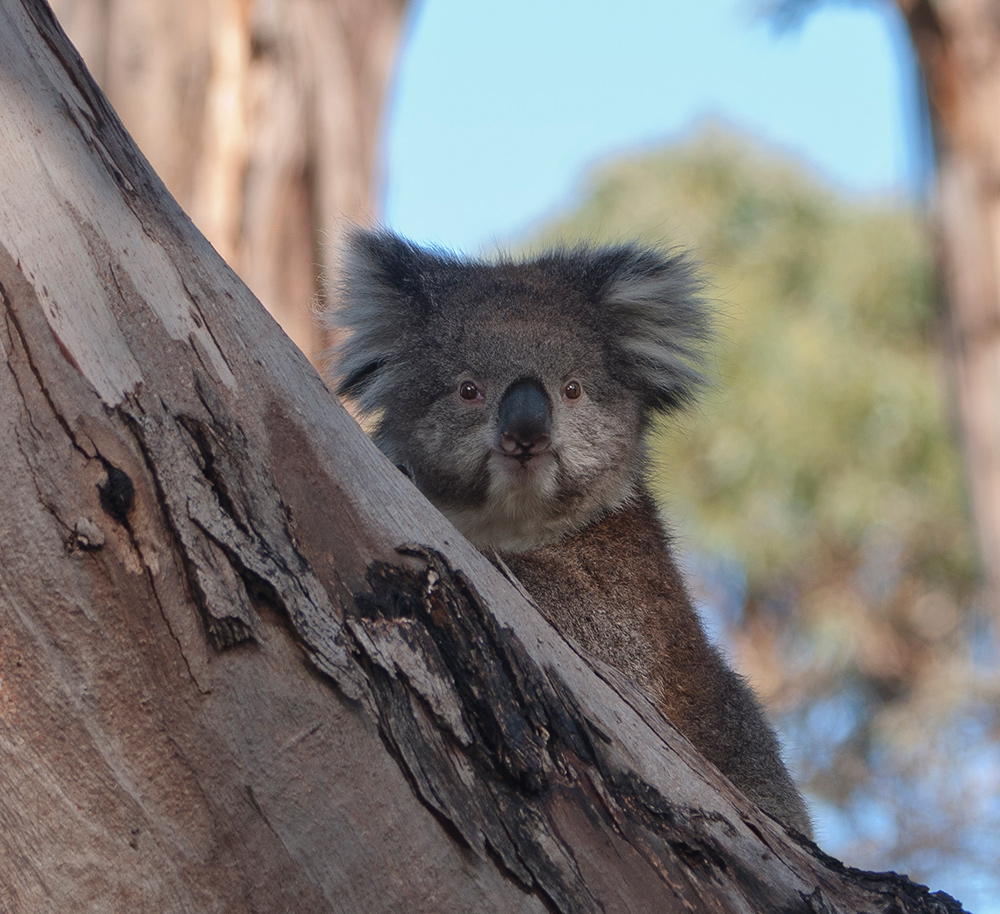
382;0;923;253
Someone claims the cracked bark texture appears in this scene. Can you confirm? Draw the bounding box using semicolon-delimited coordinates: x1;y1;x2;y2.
0;1;972;912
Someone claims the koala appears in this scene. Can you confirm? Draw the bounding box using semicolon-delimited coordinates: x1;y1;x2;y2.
330;227;811;836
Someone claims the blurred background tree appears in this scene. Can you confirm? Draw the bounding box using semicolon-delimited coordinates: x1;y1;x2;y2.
49;0;409;363
534;129;999;904
771;0;1000;655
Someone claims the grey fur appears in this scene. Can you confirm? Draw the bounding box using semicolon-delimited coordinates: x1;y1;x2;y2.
329;227;811;835
332;229;709;551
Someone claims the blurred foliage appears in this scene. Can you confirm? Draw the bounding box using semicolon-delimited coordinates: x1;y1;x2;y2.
529;128;999;907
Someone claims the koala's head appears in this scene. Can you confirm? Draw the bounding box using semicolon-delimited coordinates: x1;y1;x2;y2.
330;228;710;553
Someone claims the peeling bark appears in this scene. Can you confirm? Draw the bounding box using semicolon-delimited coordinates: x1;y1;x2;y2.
0;1;972;911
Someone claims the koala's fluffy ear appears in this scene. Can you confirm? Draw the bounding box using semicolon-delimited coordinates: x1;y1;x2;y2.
595;246;712;414
328;228;436;409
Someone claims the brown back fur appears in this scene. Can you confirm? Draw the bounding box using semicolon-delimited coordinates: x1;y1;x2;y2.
506;491;811;835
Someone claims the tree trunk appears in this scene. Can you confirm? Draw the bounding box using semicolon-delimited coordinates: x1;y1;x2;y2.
0;1;969;911
894;0;1000;605
47;0;408;364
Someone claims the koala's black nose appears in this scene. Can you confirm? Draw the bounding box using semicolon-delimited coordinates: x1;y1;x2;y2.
498;379;552;457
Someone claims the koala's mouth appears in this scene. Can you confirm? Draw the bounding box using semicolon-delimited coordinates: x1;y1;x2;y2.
494;447;553;469
490;449;557;489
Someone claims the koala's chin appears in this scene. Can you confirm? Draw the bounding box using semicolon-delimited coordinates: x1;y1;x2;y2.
445;449;562;553
491;447;556;491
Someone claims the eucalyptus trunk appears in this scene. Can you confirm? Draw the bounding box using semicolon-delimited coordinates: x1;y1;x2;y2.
0;1;969;911
896;0;1000;603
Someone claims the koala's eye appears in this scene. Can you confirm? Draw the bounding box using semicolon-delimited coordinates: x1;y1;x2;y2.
563;380;583;401
459;380;484;402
